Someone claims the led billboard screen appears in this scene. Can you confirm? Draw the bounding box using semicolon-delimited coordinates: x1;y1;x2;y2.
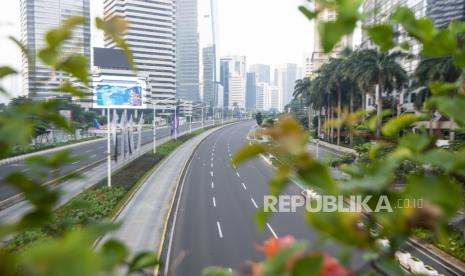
93;77;147;109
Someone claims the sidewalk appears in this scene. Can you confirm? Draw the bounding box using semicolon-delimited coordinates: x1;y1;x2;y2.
99;127;218;254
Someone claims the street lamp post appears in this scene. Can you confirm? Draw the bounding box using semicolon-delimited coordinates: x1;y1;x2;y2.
153;103;157;154
106;106;112;188
201;106;204;129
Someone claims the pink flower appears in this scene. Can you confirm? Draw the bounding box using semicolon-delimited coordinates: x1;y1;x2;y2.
258;236;297;259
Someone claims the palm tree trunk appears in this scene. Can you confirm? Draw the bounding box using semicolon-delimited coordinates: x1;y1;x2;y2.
326;104;330;141
318;109;321;139
429;110;434;136
350;91;354;146
329;106;334;143
337;90;341;146
377;83;383;136
308;104;312;131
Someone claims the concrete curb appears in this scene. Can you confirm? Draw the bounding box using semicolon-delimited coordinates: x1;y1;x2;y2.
311;140;357;155
0;137;105;166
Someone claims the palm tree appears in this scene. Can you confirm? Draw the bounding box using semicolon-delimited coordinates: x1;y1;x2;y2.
309;75;327;139
293;77;311;112
328;58;346;145
293;77;312;129
313;61;338;142
353;49;408;135
413;56;462;134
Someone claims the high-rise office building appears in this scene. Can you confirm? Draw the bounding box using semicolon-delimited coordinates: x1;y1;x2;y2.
20;0;91;100
269;85;283;112
256;82;270;111
274;64;297;110
220;59;230;107
103;0;176;113
176;0;200;102
427;0;465;28
202;46;216;107
311;3;352;74
220;56;246;109
302;53;312;78
249;64;271;84
246;72;256;111
362;0;427;73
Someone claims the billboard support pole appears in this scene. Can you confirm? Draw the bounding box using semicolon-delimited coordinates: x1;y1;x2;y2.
174;104;178;140
201;106;204;129
107;107;112;188
153;103;157;154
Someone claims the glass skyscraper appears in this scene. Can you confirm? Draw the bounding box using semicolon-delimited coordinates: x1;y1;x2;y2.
246;72;256;111
20;0;91;100
176;0;200;102
202;45;216;107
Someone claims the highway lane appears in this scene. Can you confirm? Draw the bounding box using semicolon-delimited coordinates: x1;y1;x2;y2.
165;122;365;275
0;121;210;201
165;121;461;275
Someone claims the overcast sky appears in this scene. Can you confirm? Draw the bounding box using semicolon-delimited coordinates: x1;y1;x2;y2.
0;0;314;101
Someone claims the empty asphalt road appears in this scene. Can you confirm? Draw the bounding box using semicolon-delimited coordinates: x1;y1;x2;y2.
164;122;364;275
163;121;461;276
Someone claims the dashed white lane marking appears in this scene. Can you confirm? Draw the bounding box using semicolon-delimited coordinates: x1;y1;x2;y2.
72;161;80;165
21;168;30;173
241;183;247;190
210;171;213;177
236;171;240;177
217;221;223;238
251;198;258;209
212;197;216;207
90;154;97;159
211;157;213;161
211;163;213;168
267;223;278;238
211;182;214;189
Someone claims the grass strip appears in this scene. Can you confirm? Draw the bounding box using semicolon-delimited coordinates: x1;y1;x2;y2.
413;228;465;263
